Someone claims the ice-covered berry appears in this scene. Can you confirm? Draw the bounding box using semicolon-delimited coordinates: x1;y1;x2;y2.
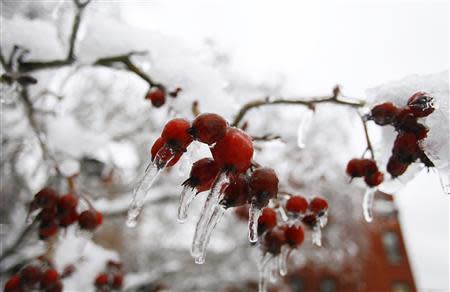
262;227;286;255
38;220;58;240
285;196;308;214
95;273;109;287
78;209;102;231
387;156;409;178
393;132;420;163
249;167;279;209
145;87;166;108
161;118;193;151
284;225;305;247
182;158;220;193
364;171;384;187
190;113;228;145
346;159;378;178
40;269;59;290
369;102;398;125
211;127;254;173
20;265;42;286
257;208;277;235
221;174;249;208
4;275;22;292
33;187;59;210
150;137;182;167
407;91;434;118
309;197;328;215
112;274;123;289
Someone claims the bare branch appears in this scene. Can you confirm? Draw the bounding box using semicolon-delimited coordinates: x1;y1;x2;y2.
358;112;375;159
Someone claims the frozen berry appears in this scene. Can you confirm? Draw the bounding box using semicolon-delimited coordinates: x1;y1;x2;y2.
407;92;434;117
39;221;58;240
393;133;420;163
57;194;78;211
112;274;123;289
161;118;193;151
364;171;384;187
211;127;254;173
284;225;305;247
190;113;228;145
387;156;409;178
221;174;249;208
262;227;286;255
34;187;58;209
150;137;182;167
45;280;62;292
249;168;279;209
309;197;328;215
285;196;308;214
145;87;166;108
95;273;109;287
4;275;23;292
78;210;102;230
58;208;79;227
257;208;277;235
20;265;42;286
346;159;378;178
234;205;249;222
182;158;220;193
40;269;59;290
370;102;398;125
301;214;317;229
38;208;57;223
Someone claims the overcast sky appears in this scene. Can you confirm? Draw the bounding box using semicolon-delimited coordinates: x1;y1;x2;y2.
117;0;449;290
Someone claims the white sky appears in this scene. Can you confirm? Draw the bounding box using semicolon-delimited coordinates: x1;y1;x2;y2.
119;0;449;290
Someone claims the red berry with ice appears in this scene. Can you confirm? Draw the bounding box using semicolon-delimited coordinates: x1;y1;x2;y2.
182;158;220;193
249;168;279;209
161;118;193;151
369;102;398;125
145;86;166;108
284;225;305;247
309;197;328;215
257;208;277;236
190;113;228;145
221;174;250;208
78;209;103;231
285;196;308;214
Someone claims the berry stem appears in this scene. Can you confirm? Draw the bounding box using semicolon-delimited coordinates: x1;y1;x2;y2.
358;111;375;159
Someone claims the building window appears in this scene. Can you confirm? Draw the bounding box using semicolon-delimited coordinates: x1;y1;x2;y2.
289;275;304;292
392;281;411;292
382;231;403;264
320;277;336;292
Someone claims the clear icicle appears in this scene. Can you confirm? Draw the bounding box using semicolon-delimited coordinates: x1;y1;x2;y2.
362;188;376;222
126;149;173;228
278;206;289;223
296;109;313;149
193;206;225;264
318;212;328;228
177;186;197;223
191;171;230;263
278;245;291;276
312;223;322;247
258;253;273;292
269;258;278;283
248;202;263;243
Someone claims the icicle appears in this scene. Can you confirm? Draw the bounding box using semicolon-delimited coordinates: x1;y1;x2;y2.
193;206;225;264
191;171;230;263
318;212;328;228
248;202;263;243
269;258;279;283
278;206;289;223
296;109;313;149
26;208;40;225
312;223;322;247
126;148;173;228
258;253;273;292
362;188;376;222
278;245;291;276
177;186;197;223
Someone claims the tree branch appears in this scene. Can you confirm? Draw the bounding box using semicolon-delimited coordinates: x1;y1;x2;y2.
0;221;37;263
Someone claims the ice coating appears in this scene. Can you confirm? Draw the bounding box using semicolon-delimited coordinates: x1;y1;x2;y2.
248;202;263;243
258;253;273;292
177;186;197;223
362;188;376;222
193;206;225;264
191;171;230;263
312;223;322;247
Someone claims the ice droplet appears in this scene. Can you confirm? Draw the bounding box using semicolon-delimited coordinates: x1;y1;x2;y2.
248;202;263;243
177;186;197;223
278;245;291;276
126;148;174;228
258;253;273;292
362;188;376;222
191;171;230;263
297;109;313;149
312;223;322;247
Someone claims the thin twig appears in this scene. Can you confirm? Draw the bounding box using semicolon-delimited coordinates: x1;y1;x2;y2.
358;112;375;159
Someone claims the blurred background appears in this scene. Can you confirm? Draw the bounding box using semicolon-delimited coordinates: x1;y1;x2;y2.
1;0;448;291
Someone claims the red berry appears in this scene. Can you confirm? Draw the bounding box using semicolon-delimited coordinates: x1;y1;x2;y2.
161;118;193;151
145;87;166;108
20;265;42;286
150;137;182;167
190;113;228;145
78;210;102;230
262;227;286;255
40;269;59;290
394;107;429;135
309;197;328;214
234;205;249;222
182;158;220;193
393;132;420;163
58;208;79;227
112;274;124;289
387;156;409;178
284;225;305;247
364;171;384;187
407;91;434;117
38;207;58;223
57;194;78;211
211;127;254;173
221;174;249;208
45;280;62;292
34;187;59;209
301;214;317;229
4;275;23;292
257;208;277;235
249;168;279;209
346;159;378;178
95;273;109;287
39;221;58;240
285;196;308;213
370;102;398;125
96;211;103;226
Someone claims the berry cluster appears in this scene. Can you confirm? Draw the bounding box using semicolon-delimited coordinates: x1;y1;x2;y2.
346;159;384;187
145;86;182;108
4;258;62;292
29;187;102;240
369;92;435;178
94;261;124;292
